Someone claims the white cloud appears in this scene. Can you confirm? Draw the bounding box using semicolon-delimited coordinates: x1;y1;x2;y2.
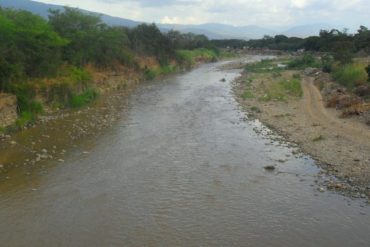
35;0;370;29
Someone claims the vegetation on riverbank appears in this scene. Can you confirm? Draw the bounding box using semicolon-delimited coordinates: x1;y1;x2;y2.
243;59;303;103
0;7;220;128
234;57;370;199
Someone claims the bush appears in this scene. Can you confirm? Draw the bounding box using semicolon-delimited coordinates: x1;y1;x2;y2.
288;54;321;69
16;111;36;128
176;48;218;68
144;69;157;80
70;88;98;108
322;55;334;73
44;66;93;107
333;64;368;89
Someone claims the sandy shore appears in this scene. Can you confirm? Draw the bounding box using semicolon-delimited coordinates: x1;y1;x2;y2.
233;64;370;200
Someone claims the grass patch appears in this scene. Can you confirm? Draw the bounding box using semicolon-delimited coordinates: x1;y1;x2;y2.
332;63;368;89
245;59;283;73
70;88;98;108
242;90;255;99
15;111;36;128
245;78;253;85
259;78;302;102
219;50;237;58
144;65;178;80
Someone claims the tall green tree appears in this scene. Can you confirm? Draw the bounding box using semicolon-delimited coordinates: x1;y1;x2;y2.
0;8;67;91
48;7;104;66
129;23;173;65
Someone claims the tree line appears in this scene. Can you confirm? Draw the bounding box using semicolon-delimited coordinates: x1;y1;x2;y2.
213;26;370;60
0;7;217;92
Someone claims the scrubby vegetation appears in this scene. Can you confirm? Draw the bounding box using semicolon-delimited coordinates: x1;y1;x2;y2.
0;7;219;127
259;78;302;102
214;26;370;91
332;63;368;89
176;48;218;68
242;59;303;103
245;59;286;73
287;54;321;69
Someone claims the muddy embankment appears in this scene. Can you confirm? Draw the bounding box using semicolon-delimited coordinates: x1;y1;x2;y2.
233;59;370;200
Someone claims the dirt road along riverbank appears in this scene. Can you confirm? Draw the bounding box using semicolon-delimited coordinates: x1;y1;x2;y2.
234;60;370;200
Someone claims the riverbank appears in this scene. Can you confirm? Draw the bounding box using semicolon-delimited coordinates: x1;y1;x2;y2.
0;51;222;187
233;57;370;200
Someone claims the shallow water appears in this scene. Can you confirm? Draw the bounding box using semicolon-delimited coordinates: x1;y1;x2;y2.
0;57;369;246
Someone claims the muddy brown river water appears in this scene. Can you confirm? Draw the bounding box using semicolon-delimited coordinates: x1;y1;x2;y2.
0;58;370;246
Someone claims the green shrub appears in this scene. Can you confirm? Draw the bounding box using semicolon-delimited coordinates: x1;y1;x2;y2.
333;63;368;89
16;111;36;128
322;55;334;73
176;48;218;68
144;69;157;80
46;67;93;107
10;83;43;114
70;88;98;108
242;90;254;99
288;54;321;69
159;65;176;75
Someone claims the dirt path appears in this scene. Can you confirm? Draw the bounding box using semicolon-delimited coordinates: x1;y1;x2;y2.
235;70;370;197
302;77;370;149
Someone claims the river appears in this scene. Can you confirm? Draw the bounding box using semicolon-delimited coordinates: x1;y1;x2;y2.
0;57;370;246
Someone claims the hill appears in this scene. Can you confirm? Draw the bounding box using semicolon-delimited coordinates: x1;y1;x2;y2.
0;0;339;39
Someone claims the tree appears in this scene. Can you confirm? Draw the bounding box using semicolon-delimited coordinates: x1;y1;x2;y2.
0;8;67;91
354;26;370;53
129;23;173;65
48;7;104;66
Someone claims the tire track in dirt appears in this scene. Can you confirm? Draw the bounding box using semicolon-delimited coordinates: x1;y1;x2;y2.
302;76;370;148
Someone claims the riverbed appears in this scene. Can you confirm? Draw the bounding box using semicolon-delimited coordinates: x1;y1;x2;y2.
0;57;370;246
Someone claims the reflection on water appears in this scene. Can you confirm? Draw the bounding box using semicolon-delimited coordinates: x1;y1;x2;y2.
0;57;369;247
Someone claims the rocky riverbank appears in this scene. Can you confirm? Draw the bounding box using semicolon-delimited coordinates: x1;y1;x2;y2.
0;94;17;129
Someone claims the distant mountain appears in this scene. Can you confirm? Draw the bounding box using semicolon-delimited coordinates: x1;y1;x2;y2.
160;23;275;39
0;0;140;27
0;0;58;18
282;24;336;38
0;0;337;39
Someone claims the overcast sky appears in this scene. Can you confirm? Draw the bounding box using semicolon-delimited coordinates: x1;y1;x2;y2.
35;0;369;29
